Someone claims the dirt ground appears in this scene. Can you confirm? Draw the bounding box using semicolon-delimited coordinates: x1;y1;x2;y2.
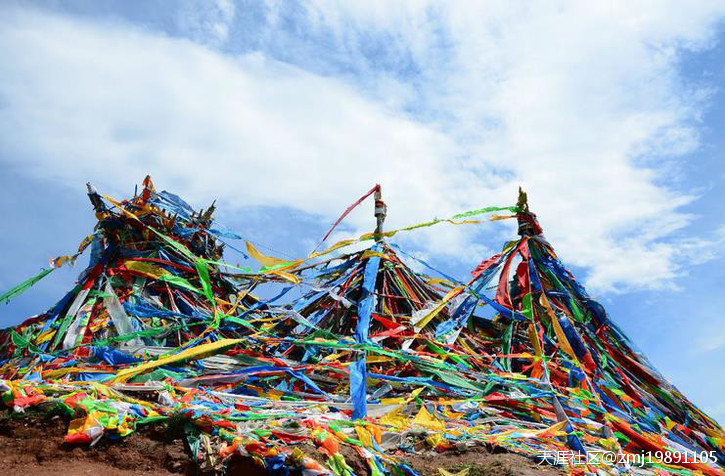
0;409;563;475
0;409;190;476
407;450;565;476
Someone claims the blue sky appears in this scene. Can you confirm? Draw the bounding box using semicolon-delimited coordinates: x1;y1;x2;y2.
0;1;724;423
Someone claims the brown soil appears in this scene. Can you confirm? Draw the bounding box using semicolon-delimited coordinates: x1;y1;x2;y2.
0;408;192;476
0;409;564;475
407;449;566;476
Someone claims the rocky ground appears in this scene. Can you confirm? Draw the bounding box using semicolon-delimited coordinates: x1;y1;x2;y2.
0;409;563;475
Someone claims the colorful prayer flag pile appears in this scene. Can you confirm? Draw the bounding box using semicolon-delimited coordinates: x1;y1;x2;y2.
1;178;722;475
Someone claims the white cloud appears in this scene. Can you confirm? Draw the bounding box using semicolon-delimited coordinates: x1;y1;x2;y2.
1;2;724;293
176;0;236;46
695;328;725;353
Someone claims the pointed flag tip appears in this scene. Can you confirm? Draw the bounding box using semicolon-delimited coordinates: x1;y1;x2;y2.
517;186;529;213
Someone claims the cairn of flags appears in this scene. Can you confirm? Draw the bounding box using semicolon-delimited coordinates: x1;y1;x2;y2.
0;177;722;475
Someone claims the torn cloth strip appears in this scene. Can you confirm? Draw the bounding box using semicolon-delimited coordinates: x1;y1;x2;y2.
350;242;382;419
355;243;382;344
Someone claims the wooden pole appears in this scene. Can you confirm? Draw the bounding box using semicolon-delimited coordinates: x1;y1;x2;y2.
86;182;106;213
516;186;538;236
374;185;387;242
